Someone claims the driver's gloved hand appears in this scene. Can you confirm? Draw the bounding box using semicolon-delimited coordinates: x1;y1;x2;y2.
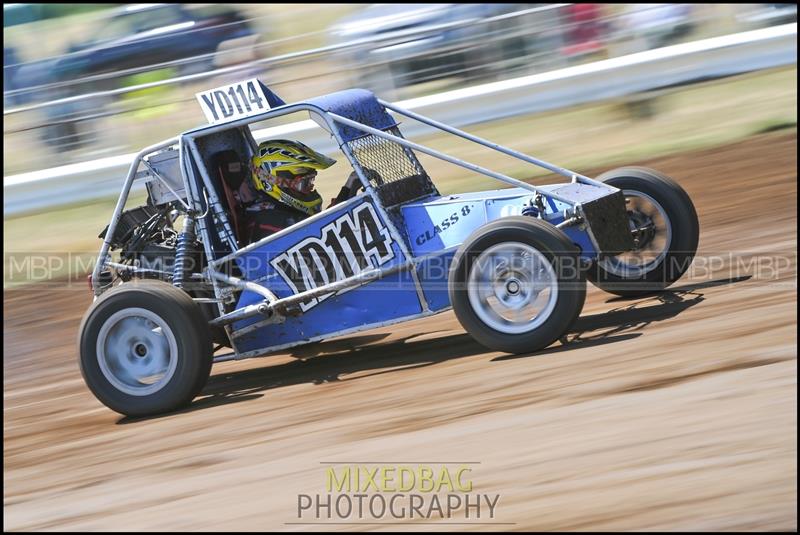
327;169;382;209
328;172;362;208
328;186;352;208
344;171;361;190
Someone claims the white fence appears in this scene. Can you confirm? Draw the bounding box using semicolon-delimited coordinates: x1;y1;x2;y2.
3;23;796;216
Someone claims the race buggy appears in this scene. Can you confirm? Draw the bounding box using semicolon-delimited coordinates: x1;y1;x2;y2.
80;79;699;416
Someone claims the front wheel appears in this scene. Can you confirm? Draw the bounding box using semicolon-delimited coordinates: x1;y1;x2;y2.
78;280;213;417
449;217;586;354
587;167;699;297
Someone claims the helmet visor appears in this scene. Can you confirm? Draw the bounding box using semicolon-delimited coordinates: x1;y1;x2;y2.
275;169;317;194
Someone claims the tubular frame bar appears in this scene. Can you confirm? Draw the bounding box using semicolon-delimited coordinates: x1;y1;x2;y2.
204;103;431;314
555;217;582;229
185;138;239;253
182;103;335;144
208;191;368;267
181;139;249;354
209;301;269;327
91;137;178;296
227;308;443;362
229;260;412;337
139;158;192;212
264;259;403;320
324;114;432;312
213;352;238;363
204;270;279;303
212;259;413;328
327;113;580;206
106;261;173;279
180;136;233;323
378;100;614;190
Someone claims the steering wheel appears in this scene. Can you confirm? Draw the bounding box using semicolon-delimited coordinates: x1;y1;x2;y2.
332;168;381;205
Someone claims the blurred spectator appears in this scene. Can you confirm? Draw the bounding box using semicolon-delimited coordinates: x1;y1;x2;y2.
561;4;608;61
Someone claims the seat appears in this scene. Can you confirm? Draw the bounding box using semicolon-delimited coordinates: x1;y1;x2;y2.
209;150;249;245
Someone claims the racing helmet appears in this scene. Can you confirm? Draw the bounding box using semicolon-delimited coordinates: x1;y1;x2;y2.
250;139;336;216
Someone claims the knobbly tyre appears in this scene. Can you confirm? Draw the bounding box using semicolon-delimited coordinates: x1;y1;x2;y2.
79;78;699;416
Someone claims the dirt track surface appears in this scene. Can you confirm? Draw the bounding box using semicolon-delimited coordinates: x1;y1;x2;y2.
4;133;797;531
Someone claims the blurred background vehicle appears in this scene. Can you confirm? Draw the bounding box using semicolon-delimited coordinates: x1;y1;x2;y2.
2;3;795;178
736;3;797;29
329;3;567;93
5;3;256;154
10;4;254;102
614;4;695;52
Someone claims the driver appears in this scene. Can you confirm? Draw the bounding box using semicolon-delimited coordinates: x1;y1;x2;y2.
240;139;335;242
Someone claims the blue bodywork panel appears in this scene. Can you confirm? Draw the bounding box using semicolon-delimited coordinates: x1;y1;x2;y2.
306;89;398;143
230;195;421;353
228;182;614;352
401;185;609;261
414;250;456;312
258;80;287;108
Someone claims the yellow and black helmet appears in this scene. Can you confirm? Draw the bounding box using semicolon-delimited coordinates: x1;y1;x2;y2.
250;139;336;216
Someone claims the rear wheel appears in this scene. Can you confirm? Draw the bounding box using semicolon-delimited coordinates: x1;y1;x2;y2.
79;280;213;417
587;167;699;296
449;217;586;354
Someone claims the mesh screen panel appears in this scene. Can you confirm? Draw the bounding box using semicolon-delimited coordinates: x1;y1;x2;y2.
347;127;437;207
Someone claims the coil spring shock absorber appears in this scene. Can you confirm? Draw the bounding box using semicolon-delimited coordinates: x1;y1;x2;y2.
522;193;545;218
173;213;197;289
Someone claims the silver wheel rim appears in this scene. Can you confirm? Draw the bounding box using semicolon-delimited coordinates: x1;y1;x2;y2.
600;190;672;278
467;242;559;334
96;308;178;396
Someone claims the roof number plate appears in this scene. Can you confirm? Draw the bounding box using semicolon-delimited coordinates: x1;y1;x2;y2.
195;79;271;125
